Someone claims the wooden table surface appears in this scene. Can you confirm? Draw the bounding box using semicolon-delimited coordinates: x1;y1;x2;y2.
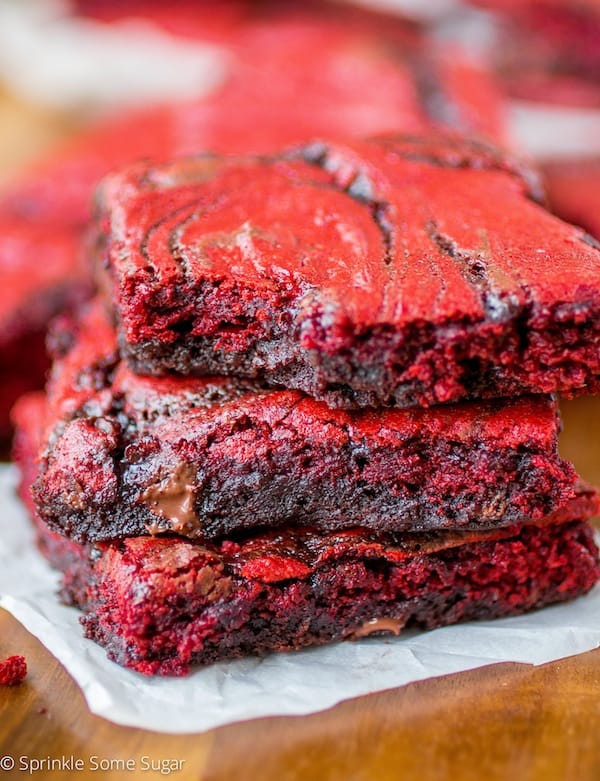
1;90;600;781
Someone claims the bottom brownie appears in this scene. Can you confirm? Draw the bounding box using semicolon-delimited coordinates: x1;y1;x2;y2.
75;520;598;676
13;394;600;677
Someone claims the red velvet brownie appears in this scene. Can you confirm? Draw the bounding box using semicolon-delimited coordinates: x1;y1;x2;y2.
26;301;583;543
13;393;600;676
472;0;600;84
64;515;600;676
0;215;89;442
543;159;600;241
98;133;600;409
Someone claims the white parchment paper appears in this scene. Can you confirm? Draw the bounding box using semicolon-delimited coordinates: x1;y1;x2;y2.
0;0;227;112
1;465;599;734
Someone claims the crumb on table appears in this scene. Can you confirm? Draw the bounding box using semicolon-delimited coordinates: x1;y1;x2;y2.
0;655;27;686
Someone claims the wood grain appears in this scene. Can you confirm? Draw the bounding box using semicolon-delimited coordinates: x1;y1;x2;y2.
2;605;600;781
0;89;599;781
0;610;212;781
560;395;600;490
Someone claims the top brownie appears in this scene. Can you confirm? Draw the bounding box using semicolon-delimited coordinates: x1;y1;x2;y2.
97;133;600;408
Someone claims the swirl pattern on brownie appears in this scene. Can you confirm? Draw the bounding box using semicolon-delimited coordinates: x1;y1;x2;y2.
98;133;600;408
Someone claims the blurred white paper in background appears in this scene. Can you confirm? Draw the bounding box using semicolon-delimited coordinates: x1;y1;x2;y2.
340;0;465;20
0;0;227;112
508;102;600;160
1;466;600;734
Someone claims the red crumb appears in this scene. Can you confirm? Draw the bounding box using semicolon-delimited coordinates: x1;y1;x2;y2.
0;655;27;686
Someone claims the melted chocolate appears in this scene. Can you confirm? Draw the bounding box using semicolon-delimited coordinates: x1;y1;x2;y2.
142;463;199;534
348;617;405;639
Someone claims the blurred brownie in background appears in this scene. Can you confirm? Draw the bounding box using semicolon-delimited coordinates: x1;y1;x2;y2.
0;5;505;439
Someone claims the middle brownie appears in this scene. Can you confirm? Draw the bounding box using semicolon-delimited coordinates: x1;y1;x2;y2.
33;301;579;544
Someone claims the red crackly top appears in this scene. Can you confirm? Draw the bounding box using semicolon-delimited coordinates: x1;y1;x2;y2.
100;133;600;350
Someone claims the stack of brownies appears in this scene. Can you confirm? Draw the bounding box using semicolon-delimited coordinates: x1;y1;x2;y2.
13;132;600;675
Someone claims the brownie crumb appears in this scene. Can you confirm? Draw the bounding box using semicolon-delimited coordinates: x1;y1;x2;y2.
0;655;27;686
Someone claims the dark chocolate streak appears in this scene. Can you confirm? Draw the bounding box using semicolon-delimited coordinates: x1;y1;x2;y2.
406;52;465;133
301;142;395;276
346;181;395;267
427;222;517;324
141;199;203;286
168;207;205;285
